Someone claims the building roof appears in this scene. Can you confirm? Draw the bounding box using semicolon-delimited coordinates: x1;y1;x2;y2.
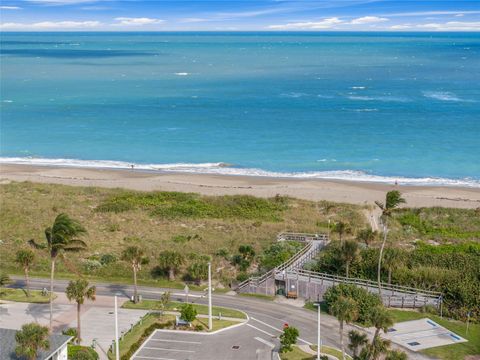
0;328;72;360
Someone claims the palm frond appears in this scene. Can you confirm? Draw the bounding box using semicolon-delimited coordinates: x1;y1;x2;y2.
28;239;46;250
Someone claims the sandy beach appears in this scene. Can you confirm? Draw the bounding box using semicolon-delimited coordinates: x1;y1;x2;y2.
1;164;479;209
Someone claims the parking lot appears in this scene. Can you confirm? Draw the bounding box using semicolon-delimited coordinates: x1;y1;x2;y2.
132;319;279;360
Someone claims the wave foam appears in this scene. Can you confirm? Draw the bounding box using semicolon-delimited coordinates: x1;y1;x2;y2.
174;72;190;76
422;91;476;103
1;157;479;188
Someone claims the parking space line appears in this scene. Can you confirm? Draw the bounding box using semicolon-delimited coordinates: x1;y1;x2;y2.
134;356;177;360
143;346;195;353
250;317;312;346
149;339;202;344
254;337;275;348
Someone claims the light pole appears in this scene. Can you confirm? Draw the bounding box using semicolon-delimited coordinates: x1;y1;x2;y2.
114;295;120;360
208;262;212;331
314;299;321;360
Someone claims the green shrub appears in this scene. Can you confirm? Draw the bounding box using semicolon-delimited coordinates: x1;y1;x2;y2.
82;259;102;272
323;284;382;325
100;253;117;266
280;326;299;353
259;241;304;271
62;327;78;341
68;345;98;360
180;304;197;323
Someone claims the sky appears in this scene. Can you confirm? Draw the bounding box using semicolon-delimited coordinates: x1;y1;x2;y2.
0;0;479;31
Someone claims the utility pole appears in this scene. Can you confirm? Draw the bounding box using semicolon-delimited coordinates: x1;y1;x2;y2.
208;262;212;331
114;296;120;360
315;297;321;360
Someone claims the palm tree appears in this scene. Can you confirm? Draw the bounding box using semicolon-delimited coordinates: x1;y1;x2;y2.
348;330;368;358
374;191;405;296
158;250;184;281
368;306;394;360
385;350;408;360
122;245;149;303
356;228;377;248
29;213;87;330
383;248;403;285
340;240;361;278
15;323;50;360
66;279;96;344
15;249;35;297
333;221;351;244
329;296;359;360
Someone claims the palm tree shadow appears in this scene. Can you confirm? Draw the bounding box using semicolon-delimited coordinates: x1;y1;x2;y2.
105;283;130;299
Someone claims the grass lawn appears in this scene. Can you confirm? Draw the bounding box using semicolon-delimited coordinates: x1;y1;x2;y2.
0;287;54;303
388;309;480;360
280;345;350;360
122;299;247;319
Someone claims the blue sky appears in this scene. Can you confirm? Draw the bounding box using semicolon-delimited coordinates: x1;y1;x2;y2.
1;0;479;31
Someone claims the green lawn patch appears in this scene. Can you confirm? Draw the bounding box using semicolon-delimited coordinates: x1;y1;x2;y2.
122;300;247;319
280;345;350;360
0;287;54;303
388;309;480;360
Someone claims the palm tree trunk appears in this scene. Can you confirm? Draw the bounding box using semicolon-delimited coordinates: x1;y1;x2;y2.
377;223;387;298
169;268;175;282
77;302;81;344
133;267;138;303
50;259;55;330
340;321;345;360
388;269;392;285
25;267;30;297
346;262;350;278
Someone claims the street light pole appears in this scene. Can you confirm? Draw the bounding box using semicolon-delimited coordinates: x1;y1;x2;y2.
114;296;120;360
208;262;212;331
315;300;321;360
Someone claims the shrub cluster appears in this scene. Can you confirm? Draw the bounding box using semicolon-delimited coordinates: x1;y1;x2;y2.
68;345;98;360
96;191;288;221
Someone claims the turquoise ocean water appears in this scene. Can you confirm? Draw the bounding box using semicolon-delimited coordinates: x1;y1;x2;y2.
1;32;479;186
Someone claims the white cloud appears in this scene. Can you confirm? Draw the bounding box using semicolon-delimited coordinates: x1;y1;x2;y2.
417;21;480;31
0;20;101;30
0;6;22;10
384;10;480;17
114;17;163;26
390;24;412;30
181;18;209;23
268;17;343;30
350;16;389;25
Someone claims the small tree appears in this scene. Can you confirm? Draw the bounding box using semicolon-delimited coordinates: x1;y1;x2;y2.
279;326;299;353
367;306;394;360
15;323;50;360
348;330;368;358
158;250;184;281
15;249;35;297
356;228;377;248
66;278;96;343
159;291;171;313
122;245;149;303
383;248;403;284
333;221;351;244
340;240;360;278
180;303;197;323
329;296;359;360
188;261;208;285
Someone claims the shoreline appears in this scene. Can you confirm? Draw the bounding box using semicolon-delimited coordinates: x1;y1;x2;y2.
1;164;480;209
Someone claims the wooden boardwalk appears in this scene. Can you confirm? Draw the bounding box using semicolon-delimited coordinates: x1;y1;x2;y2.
237;233;442;309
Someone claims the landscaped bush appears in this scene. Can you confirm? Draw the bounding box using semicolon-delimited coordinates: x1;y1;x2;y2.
68;345;98;360
96;191;288;221
323;284;382;325
100;253;118;266
82;259;102;272
259;241;304;271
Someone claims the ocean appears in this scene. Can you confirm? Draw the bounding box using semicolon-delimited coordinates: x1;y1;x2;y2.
1;32;479;187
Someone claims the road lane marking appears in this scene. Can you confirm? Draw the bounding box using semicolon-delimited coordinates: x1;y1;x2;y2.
149;339;202;344
250;317;313;346
254;337;275;348
246;323;276;337
143;347;195;353
134;356;177;360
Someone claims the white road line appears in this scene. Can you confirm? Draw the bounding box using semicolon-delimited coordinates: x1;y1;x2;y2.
149;339;202;344
142;347;195;353
254;337;275;348
246;323;276;337
134;356;177;360
250;317;313;346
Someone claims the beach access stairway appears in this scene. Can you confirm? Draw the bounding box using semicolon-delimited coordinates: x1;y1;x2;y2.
236;233;442;309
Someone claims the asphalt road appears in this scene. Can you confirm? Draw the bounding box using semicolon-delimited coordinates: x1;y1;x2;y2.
8;276;433;360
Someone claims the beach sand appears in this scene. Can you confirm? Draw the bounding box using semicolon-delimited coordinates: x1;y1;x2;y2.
1;164;479;209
